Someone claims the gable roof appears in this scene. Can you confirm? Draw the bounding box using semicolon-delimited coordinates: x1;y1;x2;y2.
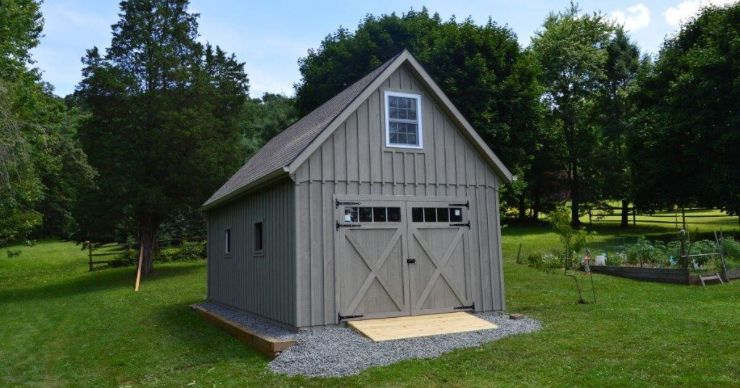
203;50;512;211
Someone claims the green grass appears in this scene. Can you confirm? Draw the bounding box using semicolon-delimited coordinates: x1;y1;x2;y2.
1;231;738;387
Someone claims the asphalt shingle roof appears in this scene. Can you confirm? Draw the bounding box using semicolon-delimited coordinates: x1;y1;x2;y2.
203;53;400;209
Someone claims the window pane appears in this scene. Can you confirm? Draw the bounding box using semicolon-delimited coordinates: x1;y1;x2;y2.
437;208;449;222
344;207;358;222
412;207;423;222
225;229;231;253
387;207;401;222
424;208;437;222
359;207;372;222
450;207;463;222
373;207;387;222
254;222;263;251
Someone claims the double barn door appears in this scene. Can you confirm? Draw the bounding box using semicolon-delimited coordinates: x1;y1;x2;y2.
335;197;473;322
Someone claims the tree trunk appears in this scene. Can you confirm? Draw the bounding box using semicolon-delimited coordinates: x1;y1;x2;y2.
571;163;581;227
620;199;629;228
138;218;160;276
518;193;527;222
531;191;541;222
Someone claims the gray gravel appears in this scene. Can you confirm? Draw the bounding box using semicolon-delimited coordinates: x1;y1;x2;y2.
198;302;297;340
269;312;541;377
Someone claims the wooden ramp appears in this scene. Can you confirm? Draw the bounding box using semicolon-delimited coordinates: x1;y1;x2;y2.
347;312;497;342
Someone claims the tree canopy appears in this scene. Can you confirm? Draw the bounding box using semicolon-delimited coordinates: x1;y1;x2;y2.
76;0;249;274
629;2;739;215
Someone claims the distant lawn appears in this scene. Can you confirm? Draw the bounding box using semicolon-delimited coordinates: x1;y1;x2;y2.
1;231;738;386
578;207;739;234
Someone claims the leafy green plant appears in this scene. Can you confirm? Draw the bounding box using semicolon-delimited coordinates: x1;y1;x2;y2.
526;251;563;272
548;206;593;268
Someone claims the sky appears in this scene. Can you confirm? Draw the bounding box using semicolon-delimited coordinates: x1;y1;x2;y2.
31;0;736;98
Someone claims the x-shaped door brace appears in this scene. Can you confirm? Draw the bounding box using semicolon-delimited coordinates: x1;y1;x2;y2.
412;228;467;310
344;230;405;314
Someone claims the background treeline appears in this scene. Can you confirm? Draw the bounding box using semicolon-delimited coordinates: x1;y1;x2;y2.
1;0;737;274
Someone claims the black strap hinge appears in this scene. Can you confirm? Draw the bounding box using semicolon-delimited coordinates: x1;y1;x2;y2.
338;313;364;323
449;200;469;208
454;302;475;311
336;221;362;231
450;221;471;229
336;200;361;209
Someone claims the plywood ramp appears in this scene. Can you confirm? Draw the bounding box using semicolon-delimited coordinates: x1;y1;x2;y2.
347;312;497;342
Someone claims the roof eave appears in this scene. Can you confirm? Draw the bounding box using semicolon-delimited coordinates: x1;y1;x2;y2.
200;168;290;212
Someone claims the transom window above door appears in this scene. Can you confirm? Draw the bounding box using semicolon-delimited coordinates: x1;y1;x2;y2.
385;91;422;149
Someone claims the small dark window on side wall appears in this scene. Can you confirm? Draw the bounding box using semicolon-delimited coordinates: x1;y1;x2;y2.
225;228;231;255
254;222;263;253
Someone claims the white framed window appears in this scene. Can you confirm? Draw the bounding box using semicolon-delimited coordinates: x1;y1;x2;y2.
384;91;422;149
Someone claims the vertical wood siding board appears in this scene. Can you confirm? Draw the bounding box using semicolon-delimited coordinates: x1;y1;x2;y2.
485;187;498;310
434;108;445;187
298;182;311;326
322;140;334;182
346;112;359;182
369;90;381;183
293;182;302;327
493;186;506;310
309;184;323;325
322;182;335;325
404;153;413;195
335;125;347;181
358;101;370;184
470;189;484;308
424;90;436;185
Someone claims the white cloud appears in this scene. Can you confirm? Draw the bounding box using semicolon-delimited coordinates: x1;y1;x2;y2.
611;3;651;31
664;0;736;26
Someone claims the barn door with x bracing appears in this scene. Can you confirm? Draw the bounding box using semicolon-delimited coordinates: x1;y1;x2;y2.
406;201;472;315
336;201;410;320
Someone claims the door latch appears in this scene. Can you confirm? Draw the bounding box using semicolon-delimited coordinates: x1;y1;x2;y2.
406;258;416;264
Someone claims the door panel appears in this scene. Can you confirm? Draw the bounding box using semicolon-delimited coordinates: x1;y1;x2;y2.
335;197;471;320
407;201;472;314
336;201;409;319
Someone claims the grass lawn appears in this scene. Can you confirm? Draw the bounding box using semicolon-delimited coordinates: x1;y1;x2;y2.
1;227;738;387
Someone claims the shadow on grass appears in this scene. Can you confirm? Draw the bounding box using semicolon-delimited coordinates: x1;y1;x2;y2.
0;262;203;304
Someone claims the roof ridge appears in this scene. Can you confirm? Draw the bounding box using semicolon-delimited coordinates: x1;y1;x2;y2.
202;51;405;209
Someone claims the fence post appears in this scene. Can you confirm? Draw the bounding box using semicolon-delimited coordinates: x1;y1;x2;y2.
87;241;93;272
632;208;636;226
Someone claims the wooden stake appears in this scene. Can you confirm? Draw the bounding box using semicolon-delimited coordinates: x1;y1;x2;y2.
134;243;144;292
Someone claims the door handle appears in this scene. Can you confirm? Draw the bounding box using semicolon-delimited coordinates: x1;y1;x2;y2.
406;258;416;264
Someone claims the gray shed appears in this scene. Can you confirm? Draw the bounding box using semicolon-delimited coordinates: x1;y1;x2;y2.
202;50;513;329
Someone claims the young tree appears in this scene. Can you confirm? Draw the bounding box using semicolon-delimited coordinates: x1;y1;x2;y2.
77;0;248;275
530;4;615;226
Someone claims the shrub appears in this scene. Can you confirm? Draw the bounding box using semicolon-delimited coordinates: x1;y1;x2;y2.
527;251;563;272
159;240;206;262
606;252;626;266
721;238;740;259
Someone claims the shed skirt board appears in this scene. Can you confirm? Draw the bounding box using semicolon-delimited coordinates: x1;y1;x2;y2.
347;312;497;342
335;196;472;321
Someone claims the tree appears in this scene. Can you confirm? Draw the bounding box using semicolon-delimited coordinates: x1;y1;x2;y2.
629;3;739;218
594;28;641;227
76;0;248;275
0;0;94;243
242;93;298;159
294;9;544;207
530;4;615;226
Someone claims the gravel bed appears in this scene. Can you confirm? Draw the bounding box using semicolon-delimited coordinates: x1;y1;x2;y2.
197;302;297;340
269;312;541;377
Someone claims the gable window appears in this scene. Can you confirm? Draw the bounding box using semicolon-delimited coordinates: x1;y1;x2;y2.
254;222;263;253
224;228;231;255
385;91;422;149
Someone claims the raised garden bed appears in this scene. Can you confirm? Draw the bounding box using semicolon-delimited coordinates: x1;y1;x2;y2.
589;265;737;285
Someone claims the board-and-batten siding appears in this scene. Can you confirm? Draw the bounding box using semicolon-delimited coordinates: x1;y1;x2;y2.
206;178;296;326
294;64;505;327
